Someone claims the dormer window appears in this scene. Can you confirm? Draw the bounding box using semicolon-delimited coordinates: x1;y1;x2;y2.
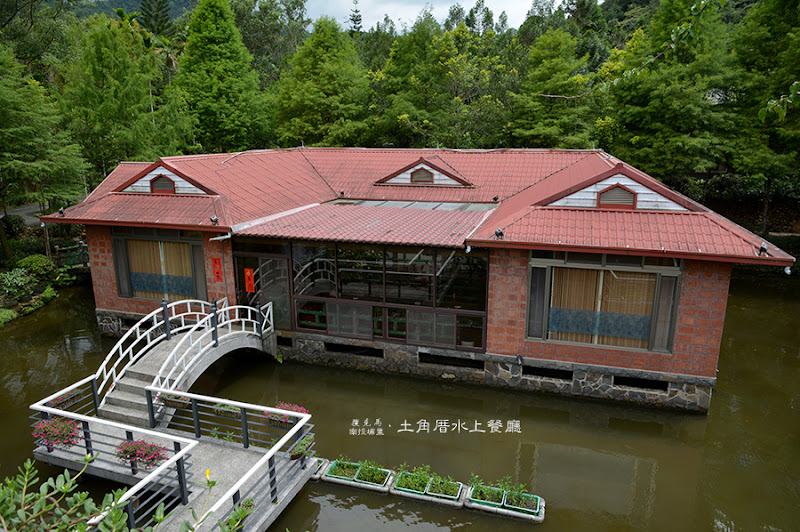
410;168;434;183
597;184;635;209
150;175;175;194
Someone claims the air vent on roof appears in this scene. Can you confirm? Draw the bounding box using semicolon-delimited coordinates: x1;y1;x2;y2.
411;168;434;183
598;185;635;209
150;175;175;194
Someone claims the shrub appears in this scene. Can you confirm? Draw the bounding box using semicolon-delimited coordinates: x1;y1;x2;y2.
52;266;76;287
31;417;82;448
0;268;34;299
16;254;56;283
0;308;17;326
1;214;26;239
40;285;57;303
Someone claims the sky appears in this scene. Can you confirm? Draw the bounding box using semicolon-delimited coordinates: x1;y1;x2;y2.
304;0;534;32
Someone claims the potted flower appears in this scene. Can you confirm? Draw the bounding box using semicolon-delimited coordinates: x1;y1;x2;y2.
467;474;505;508
157;390;189;409
264;401;307;428
46;389;81;409
32;417;82;451
393;464;431;495
290;434;314;460
213;402;241;419
354;460;391;488
116;439;168;471
226;498;255;528
426;474;462;501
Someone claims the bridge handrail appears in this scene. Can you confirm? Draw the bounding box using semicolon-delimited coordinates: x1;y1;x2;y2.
29;389;198;528
151;303;273;392
94;299;223;404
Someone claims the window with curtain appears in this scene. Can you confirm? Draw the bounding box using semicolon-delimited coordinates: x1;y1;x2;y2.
528;253;680;352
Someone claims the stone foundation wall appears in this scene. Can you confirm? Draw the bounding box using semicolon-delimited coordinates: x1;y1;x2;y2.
277;332;714;412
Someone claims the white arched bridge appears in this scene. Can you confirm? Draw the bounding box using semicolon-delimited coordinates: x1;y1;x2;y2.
29;299;317;532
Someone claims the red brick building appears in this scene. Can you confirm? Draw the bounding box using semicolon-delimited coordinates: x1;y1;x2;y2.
44;148;795;411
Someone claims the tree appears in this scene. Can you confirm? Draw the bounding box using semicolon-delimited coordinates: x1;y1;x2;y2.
510;28;595;148
0;44;86;259
140;0;174;37
275;16;368;146
176;0;261;152
230;0;310;88
61;14;192;183
348;0;362;34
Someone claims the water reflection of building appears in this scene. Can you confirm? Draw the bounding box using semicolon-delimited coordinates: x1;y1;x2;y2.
43;148;795;411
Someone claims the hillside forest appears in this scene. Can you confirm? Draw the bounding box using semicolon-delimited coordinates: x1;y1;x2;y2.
1;0;798;237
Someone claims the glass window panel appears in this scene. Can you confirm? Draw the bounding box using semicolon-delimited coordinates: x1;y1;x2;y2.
457;315;484;348
530;250;555;260
236;256;260;307
652;276;677;350
567;252;603;264
435;313;456;346
597;271;656;349
337;244;384;301
436;249;488;311
407;310;435;343
386;247;434;306
547;267;600;344
328;303;372;339
296;299;326;331
373;307;384;336
644;257;676;267
292;242;335;297
528;267;547;338
387;308;406;339
257;258;291;330
234;238;289;255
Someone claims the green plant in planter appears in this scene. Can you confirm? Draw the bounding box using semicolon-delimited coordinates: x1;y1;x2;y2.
328;455;359;479
394;463;431;493
504;482;541;514
291;434;314;459
468;473;504;506
355;460;389;485
427;474;460;498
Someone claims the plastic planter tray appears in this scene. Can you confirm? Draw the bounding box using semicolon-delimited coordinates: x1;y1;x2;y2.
389;476;465;508
426;479;464;502
322;462;393;493
465;488;546;523
325;460;360;481
504;493;541;516
392;472;428;495
354;466;393;490
465;486;505;508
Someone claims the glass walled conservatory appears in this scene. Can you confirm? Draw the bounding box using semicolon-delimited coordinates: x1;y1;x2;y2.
234;239;489;351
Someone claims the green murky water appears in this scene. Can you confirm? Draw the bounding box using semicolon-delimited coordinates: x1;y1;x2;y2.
1;274;798;530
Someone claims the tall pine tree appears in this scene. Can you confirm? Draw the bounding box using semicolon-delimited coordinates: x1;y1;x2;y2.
140;0;173;37
176;0;261;152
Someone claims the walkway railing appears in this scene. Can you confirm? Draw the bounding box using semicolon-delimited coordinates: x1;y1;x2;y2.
30;389;197;530
150;302;273;394
95;299;224;406
53;241;89;268
143;388;314;530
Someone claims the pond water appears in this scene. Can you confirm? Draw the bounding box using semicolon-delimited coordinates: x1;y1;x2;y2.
1;273;798;530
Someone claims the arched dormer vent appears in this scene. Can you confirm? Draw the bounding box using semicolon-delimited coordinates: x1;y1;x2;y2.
150;175;175;194
598;184;635;209
410;168;433;183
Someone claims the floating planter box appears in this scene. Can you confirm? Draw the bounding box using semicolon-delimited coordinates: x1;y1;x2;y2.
322;461;393;493
466;485;505;508
503;493;541;516
497;496;546;523
354;463;392;489
393;472;429;495
310;459;328;481
425;477;463;502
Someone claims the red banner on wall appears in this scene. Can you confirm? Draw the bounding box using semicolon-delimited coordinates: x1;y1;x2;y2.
212;258;223;283
244;268;255;293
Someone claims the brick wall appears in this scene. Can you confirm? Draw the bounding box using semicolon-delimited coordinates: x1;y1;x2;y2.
86;226;236;317
486;249;731;379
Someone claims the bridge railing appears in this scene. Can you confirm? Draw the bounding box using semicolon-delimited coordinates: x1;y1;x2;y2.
151;302;273;394
30;390;198;531
95;299;223;406
143;388;314;531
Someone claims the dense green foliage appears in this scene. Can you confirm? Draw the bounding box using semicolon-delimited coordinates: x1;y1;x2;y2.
0;0;796;230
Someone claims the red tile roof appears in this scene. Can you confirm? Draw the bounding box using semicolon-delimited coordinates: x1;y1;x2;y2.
44;148;795;266
468;207;795;265
43;193;229;230
238;204;490;247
